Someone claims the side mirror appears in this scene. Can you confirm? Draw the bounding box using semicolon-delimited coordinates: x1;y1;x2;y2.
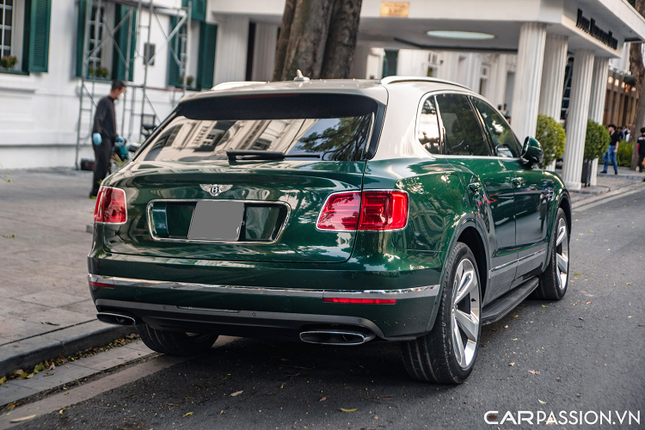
521;137;543;167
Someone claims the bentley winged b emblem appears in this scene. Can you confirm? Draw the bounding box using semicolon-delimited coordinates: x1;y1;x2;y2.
200;184;233;197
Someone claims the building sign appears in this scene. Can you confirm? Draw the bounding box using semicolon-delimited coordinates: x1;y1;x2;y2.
381;2;409;17
576;9;618;50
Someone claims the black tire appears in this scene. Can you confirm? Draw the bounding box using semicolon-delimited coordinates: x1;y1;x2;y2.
137;324;218;356
532;208;569;300
401;242;482;384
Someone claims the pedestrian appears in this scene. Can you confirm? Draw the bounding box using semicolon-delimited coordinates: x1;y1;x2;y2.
600;124;620;175
638;127;645;173
624;126;631;142
90;80;126;199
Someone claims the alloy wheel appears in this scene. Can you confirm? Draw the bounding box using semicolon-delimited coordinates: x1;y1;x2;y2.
450;258;480;369
555;217;569;291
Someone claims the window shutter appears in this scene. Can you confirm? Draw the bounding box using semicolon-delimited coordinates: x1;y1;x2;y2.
168;16;181;87
28;0;51;72
76;0;87;77
196;22;217;90
113;5;137;81
183;0;206;22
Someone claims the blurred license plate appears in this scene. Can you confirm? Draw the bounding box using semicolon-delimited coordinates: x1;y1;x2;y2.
188;201;244;241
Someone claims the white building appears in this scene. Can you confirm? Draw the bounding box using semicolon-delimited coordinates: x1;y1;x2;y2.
1;0;645;190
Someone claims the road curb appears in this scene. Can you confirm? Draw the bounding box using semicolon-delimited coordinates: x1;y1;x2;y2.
571;181;645;210
0;320;135;377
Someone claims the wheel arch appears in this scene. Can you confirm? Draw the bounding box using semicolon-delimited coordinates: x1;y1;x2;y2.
442;215;490;305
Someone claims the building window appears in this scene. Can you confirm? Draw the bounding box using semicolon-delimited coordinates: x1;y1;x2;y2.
88;5;106;73
0;0;50;74
1;0;14;58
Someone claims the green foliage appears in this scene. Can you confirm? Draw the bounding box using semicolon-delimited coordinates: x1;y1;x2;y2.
88;66;109;79
617;139;634;167
535;114;565;166
0;56;18;69
584;120;610;161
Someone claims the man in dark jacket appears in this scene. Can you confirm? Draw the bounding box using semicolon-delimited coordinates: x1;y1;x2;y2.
90;80;126;198
637;127;645;173
600;124;621;175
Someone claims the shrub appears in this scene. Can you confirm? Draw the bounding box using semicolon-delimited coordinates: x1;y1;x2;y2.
584;120;609;161
535;114;565;167
0;56;18;69
617;140;634;167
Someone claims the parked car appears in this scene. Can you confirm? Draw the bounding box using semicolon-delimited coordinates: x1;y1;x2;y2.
89;76;571;384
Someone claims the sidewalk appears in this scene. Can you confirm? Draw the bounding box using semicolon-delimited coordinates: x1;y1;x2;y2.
0;169;134;378
0;166;644;380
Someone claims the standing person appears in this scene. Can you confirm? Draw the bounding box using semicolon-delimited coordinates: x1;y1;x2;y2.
637;127;645;173
90;80;126;198
601;124;620;175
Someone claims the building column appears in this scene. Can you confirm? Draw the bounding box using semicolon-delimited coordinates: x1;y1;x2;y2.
490;54;508;109
511;22;547;142
561;49;595;190
587;57;610;185
538;35;568;120
251;23;278;81
213;15;250;84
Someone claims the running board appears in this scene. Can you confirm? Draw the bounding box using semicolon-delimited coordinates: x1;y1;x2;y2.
481;278;539;325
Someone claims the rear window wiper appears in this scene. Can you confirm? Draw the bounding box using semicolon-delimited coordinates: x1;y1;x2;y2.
226;150;321;162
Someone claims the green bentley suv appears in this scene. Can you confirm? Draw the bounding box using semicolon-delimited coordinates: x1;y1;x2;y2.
89;76;571;384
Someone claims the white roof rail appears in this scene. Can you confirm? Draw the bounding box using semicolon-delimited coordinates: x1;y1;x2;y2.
379;76;471;90
211;81;268;91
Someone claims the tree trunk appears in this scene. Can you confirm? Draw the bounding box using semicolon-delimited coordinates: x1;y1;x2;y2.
628;0;645;169
273;0;297;82
320;0;363;79
273;0;363;81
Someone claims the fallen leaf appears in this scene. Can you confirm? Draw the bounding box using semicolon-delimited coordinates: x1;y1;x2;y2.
542;305;548;308
165;402;179;407
579;317;584;321
509;362;515;366
0;376;6;384
319;397;327;402
574;273;582;276
586;301;592;304
513;315;518;318
504;325;508;329
628;316;632;319
512;338;518;341
627;283;631;286
340;408;358;412
220;410;225;414
59;408;67;414
10;415;38;423
183;412;193;417
528;370;540;375
230;390;243;397
539;400;548;405
589;230;593;232
34;363;45;373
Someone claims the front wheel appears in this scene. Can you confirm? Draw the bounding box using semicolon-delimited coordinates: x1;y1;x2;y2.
137;324;219;356
532;208;569;300
401;242;482;384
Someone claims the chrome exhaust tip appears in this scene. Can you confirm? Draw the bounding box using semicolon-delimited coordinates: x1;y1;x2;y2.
299;330;375;346
97;312;137;326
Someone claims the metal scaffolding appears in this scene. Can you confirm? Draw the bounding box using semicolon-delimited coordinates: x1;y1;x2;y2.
75;0;192;169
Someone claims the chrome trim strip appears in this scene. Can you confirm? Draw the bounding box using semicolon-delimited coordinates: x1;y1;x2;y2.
145;198;291;245
489;247;547;277
89;274;440;299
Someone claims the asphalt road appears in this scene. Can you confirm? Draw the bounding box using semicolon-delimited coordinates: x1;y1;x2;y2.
12;189;645;430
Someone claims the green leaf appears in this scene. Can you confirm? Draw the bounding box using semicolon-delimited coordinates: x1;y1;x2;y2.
340;408;358;412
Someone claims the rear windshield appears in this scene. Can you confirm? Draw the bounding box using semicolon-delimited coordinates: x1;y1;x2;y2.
136;94;378;163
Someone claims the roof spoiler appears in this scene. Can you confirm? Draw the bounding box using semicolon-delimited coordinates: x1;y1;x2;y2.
379;76;470;90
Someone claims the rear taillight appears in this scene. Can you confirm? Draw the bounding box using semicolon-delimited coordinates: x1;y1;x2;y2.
94;187;127;224
317;190;408;231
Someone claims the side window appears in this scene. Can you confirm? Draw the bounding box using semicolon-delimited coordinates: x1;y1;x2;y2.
435;94;489;156
472;98;522;158
417;96;442;154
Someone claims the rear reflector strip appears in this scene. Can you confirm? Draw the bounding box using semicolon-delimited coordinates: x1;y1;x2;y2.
323;298;396;304
89;281;115;289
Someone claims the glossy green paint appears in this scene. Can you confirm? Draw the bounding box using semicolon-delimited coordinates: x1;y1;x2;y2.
90;128;569;341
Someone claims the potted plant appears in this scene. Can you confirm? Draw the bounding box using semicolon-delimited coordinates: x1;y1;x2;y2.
582;120;610;187
0;56;18;70
535;114;565;170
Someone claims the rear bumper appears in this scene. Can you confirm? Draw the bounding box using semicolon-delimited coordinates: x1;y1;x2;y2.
89;274;441;340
